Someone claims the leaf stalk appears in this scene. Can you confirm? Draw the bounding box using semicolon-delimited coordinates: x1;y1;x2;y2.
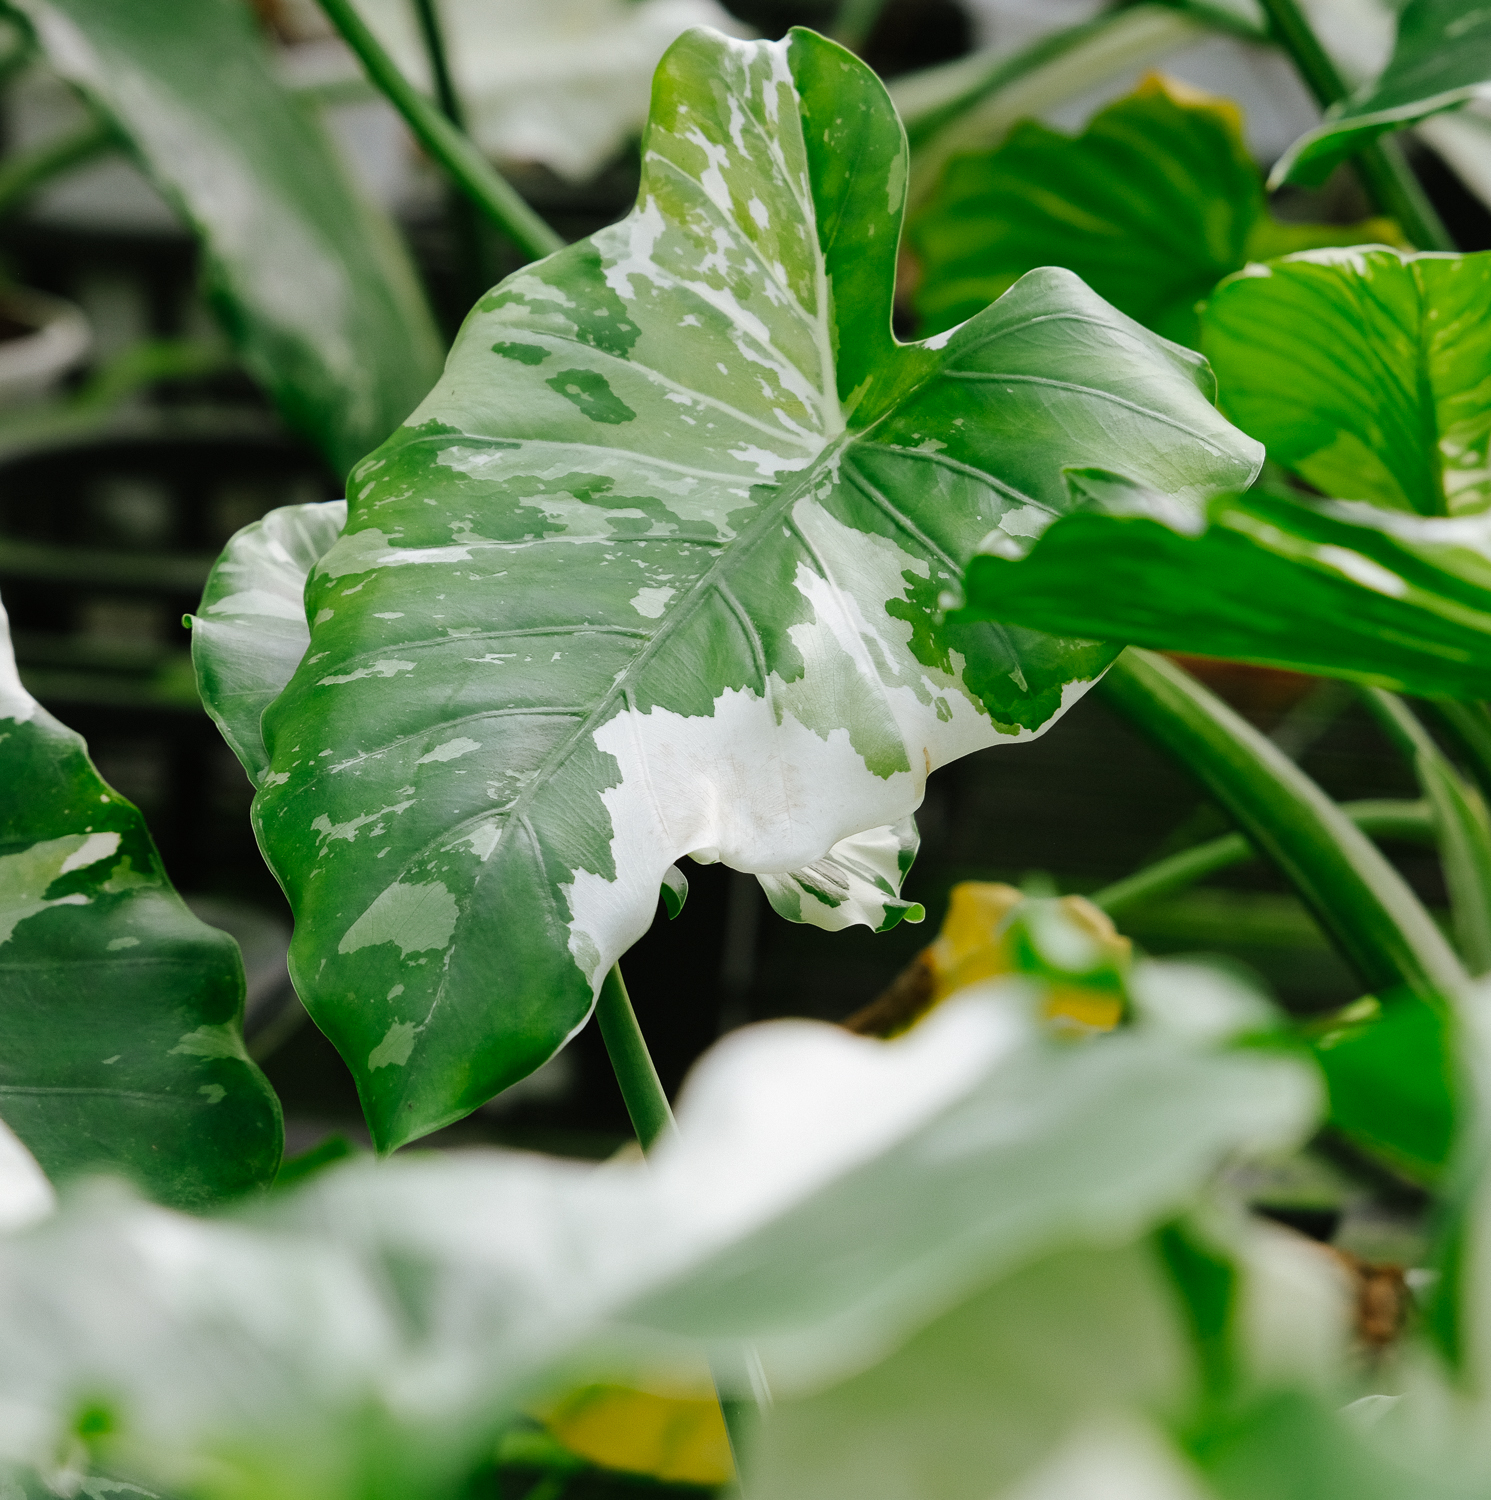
314;0;563;261
1098;649;1466;1002
1254;0;1454;250
595;962;677;1152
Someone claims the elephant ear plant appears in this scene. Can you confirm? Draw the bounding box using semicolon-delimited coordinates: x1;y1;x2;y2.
189;25;1258;1150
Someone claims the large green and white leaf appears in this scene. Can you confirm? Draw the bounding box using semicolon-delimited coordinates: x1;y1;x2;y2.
1201;247;1491;517
0;595;282;1209
203;26;1259;1150
191;499;924;937
1273;0;1491;187
909;77;1396;348
955;469;1491;698
6;0;444;477
0;981;1318;1500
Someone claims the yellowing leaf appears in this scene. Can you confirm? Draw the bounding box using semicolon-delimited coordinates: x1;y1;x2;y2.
848;882;1131;1038
535;1378;733;1487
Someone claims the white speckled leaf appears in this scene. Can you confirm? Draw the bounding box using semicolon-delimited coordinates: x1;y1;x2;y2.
218;26;1260;1150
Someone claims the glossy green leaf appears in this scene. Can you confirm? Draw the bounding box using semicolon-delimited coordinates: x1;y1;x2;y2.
0;598;281;1208
6;0;445;477
1273;0;1491;188
1201;247;1491;517
957;468;1491;698
1308;994;1457;1180
195;26;1259;1150
910;77;1396;346
0;978;1318;1500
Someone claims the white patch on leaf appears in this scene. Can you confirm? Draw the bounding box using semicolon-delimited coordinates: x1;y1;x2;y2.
417;736;482;765
59;832;121;875
368;1020;419;1070
318;659;417;686
629;586;675;618
339;879;460;957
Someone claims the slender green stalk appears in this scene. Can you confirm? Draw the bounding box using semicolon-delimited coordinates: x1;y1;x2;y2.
1254;0;1454;250
595;963;677;1151
1361;688;1491;975
408;0;502;303
1091;798;1433;917
1098;650;1465;1002
0;118;117;220
314;0;563;261
410;0;465;127
1425;699;1491;807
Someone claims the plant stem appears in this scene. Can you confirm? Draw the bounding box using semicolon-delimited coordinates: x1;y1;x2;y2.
314;0;563;261
595;963;677;1151
410;0;465;127
1254;0;1454;250
1098;650;1465;1002
1424;699;1491;807
1091;798;1433;917
407;0;502;305
0;118;117;220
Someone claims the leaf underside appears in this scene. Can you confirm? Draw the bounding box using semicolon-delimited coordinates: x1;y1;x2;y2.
208;26;1258;1151
0;600;281;1208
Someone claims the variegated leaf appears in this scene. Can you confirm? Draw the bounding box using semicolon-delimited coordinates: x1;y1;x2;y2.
203;26;1259;1151
0;597;282;1207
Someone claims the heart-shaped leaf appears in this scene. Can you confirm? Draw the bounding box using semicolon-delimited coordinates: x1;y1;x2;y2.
910;76;1396;348
10;0;445;477
0;597;282;1208
1272;0;1491;188
956;469;1491;698
203;25;1259;1151
1201;247;1491;516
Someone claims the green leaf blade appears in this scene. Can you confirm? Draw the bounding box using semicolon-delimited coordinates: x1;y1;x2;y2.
1201;247;1491;517
957;472;1491;699
217;26;1260;1151
909;78;1395;347
14;0;446;476
0;599;282;1208
1274;0;1491;187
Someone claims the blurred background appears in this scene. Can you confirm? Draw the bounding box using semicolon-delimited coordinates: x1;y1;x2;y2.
0;0;1478;1160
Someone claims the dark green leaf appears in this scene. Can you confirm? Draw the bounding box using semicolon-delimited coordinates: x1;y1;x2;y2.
909;77;1396;347
195;27;1259;1150
0;598;281;1208
958;469;1491;698
8;0;445;476
1273;0;1491;188
1201;247;1491;516
1307;993;1457;1181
